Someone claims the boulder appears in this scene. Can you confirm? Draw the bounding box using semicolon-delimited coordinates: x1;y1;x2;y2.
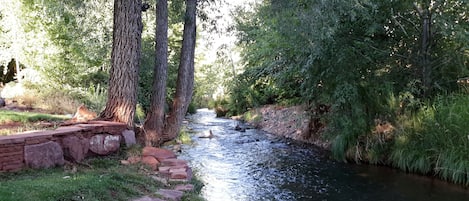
62;136;89;162
89;134;120;155
141;156;159;170
122;130;136;147
24;141;64;169
142;147;176;161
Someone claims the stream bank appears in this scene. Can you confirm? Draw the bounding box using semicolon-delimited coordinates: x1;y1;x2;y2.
243;104;330;149
243;104;469;188
179;109;469;201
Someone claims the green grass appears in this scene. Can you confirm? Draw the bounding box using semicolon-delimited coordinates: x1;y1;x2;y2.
0;155;205;201
0;110;69;124
390;94;469;186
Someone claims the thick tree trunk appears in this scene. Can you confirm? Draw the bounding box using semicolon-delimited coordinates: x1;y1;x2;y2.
162;0;197;143
100;0;143;127
143;0;169;146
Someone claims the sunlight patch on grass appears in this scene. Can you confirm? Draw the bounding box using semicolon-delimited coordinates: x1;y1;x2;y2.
0;110;69;124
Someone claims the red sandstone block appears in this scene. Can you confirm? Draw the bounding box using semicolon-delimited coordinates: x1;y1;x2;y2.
170;170;189;179
160;159;188;167
0;136;25;145
0;145;23;153
142;147;177;161
158;166;171;173
0;142;24;148
53;126;86;136
25;137;51;145
0;157;24;166
0;150;23;158
169;167;187;173
3;162;24;171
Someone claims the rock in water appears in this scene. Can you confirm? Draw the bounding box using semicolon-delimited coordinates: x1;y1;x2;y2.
198;130;214;138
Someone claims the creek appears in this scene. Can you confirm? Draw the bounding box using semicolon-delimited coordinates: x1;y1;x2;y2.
178;109;469;201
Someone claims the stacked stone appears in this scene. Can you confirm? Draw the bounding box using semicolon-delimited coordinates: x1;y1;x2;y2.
123;147;192;182
126;147;195;201
0;121;128;172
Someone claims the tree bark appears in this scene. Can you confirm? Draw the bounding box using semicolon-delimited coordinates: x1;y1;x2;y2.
143;0;169;146
421;10;431;97
162;0;197;143
415;2;434;97
100;0;143;127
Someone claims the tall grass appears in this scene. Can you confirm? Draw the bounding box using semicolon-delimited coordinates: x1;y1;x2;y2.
391;94;469;186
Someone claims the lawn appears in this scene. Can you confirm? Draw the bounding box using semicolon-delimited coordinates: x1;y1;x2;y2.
0;110;69;136
0;155;204;201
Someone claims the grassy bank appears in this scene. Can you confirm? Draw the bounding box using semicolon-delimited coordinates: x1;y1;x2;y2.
329;93;469;186
0;154;204;201
390;94;469;186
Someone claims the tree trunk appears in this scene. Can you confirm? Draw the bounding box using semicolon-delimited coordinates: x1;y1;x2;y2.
100;0;143;127
414;2;434;97
421;10;431;97
143;0;169;146
162;0;197;143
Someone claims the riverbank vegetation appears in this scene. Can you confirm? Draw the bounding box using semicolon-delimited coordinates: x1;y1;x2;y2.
218;0;469;186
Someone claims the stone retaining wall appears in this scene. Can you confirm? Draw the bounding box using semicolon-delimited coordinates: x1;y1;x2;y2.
0;121;129;172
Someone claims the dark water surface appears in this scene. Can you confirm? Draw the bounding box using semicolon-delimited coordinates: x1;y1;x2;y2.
178;109;469;201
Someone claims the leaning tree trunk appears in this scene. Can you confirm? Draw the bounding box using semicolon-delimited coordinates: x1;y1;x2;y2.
143;0;169;146
162;0;197;143
100;0;143;127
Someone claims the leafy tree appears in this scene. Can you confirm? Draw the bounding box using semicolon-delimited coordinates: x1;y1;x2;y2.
20;0;113;88
232;0;469;161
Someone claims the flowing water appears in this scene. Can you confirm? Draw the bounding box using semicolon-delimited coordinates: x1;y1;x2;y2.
178;109;469;201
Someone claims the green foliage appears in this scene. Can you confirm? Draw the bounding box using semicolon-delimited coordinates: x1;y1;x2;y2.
187;101;197;114
177;126;193;144
209;97;230;117
19;0;113;89
230;0;469;168
391;94;469;185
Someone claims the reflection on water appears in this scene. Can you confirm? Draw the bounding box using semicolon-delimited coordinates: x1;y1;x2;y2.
178;109;469;201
